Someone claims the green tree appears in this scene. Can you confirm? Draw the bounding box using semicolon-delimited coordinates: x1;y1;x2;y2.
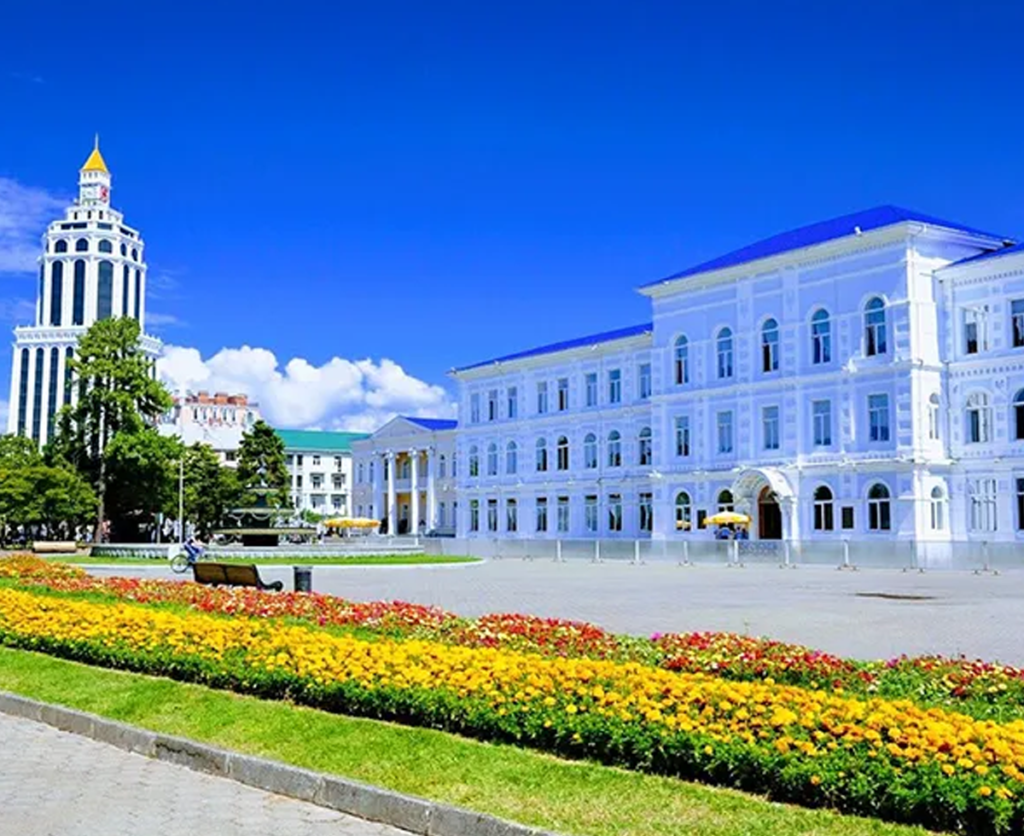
0;434;96;543
236;420;291;508
52;318;172;540
103;428;181;542
182;443;240;540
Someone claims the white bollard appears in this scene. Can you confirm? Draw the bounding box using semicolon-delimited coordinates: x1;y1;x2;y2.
633;540;641;565
555;539;562;563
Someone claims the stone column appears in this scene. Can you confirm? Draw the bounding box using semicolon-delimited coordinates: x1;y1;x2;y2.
426;447;436;531
386;451;397;535
410;448;420;535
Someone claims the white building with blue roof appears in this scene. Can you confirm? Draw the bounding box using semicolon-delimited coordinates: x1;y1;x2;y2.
450;205;1024;548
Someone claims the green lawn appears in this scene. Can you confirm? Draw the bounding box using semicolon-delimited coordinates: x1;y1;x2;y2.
0;647;936;836
47;554;479;567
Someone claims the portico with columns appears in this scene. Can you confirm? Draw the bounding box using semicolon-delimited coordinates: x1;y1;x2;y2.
352;416;458;535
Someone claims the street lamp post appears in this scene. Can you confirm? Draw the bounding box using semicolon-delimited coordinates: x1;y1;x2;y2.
178;456;184;546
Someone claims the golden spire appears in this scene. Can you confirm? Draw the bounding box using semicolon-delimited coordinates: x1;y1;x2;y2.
80;134;109;174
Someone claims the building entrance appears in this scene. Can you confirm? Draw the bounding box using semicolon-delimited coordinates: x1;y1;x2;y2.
758;486;783;540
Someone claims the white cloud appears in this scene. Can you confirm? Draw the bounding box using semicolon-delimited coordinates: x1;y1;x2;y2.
0;178;66;274
157;344;456;432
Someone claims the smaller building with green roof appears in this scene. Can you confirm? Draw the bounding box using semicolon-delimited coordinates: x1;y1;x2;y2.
274;428;371;516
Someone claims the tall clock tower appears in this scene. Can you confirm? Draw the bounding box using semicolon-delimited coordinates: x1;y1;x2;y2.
6;140;162;446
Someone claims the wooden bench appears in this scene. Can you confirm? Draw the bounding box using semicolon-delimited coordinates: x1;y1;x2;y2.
191;562;284;592
32;541;79;554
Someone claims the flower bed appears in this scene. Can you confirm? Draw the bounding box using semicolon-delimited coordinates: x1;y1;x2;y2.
0;586;1022;833
3;556;1024;719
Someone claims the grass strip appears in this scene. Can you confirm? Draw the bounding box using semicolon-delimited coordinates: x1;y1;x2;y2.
47;554;480;567
0;646;934;836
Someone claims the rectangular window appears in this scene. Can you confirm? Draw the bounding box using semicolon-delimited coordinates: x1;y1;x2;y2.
1017;478;1024;531
507;386;518;419
675;416;690;457
762;405;780;451
638;363;652;399
535;497;548;532
584;495;598;533
717;410;733;454
868;394;890;442
585;372;597;407
488;389;498;421
969;478;998;532
312;455;321;466
438;503;446;528
841;506;854;530
536;382;548;414
814;494;834;531
812;400;832;446
607;494;622;532
470;393;481;423
964;306;989;355
469;500;479;532
1013;300;1024;348
608;369;622;404
506;498;517;532
557;496;570;532
639;492;653;532
487;498;498;532
557;378;569;411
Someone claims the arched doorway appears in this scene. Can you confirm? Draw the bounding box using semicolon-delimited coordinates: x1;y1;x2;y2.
757;486;782;540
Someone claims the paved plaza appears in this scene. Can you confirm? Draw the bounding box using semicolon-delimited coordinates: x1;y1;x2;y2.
0;713;411;836
91;559;1024;664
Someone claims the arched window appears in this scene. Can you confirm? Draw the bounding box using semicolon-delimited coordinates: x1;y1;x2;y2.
98;239;113;253
16;348;29;435
867;483;891;531
49;262;63;326
486;443;498;476
864;297;887;356
72;260;86;325
400;458;410;479
1014;390;1024;441
468;445;479;477
930;486;946;530
132;248;139;261
717;327;733;378
54;239;68;254
47;346;59;440
556;436;569;470
505;441;517;474
438;455;446;478
674;335;689;385
583;433;597;469
675;491;692;532
811;308;831;364
717;489;734;513
134;269;142;319
928;393;941;441
966;392;992;444
761;318;779;372
607;430;622;467
535;437;548;472
97;261;114;319
75;238;89;252
813;485;834;531
638;427;652;465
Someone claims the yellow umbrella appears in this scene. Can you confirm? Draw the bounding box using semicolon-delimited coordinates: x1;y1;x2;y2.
704;511;751;526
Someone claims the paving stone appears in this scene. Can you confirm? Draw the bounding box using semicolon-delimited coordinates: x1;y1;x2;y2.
0;713;414;835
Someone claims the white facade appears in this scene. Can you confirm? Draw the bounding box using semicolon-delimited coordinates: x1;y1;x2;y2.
351;417;458;535
450;208;1024;544
278;429;369;516
157;391;261;467
7;141;160;447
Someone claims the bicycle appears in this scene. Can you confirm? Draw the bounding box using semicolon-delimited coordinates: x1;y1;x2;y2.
169;546;204;574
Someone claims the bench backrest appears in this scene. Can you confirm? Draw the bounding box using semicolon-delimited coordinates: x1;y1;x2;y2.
223;564;261;587
192;562;229;586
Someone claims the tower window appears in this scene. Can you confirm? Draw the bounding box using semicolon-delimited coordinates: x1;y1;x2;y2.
75;239;89;252
98;239;113;253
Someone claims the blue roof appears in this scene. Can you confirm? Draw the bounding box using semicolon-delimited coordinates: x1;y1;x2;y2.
946;242;1024;269
455;322;653;372
404;416;458;431
645;205;1012;287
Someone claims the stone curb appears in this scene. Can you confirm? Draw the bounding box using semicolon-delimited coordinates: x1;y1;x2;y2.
0;690;557;836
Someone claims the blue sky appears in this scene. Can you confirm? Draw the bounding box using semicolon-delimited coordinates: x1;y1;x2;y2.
2;0;1023;429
